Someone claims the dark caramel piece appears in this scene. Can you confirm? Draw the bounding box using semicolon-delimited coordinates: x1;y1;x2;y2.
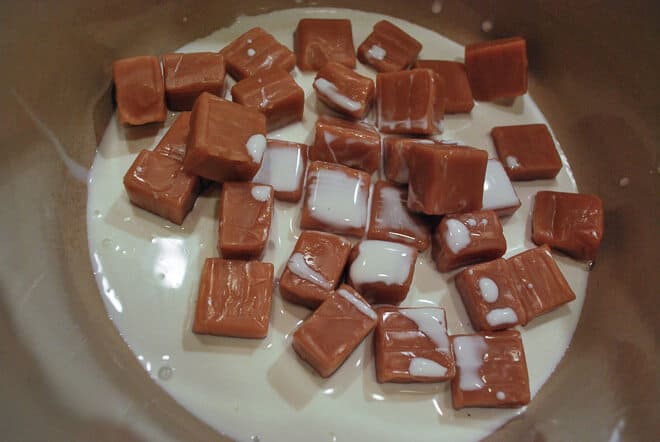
382;137;448;184
367;181;431;251
153;112;191;162
112;55;166;125
252;139;308;202
508;245;577;322
162;52;225;111
357;20;422;72
313;62;374;119
455;258;527;331
220;27;295;80
183;93;266;182
407;144;488;215
415;60;474;113
451;330;530;409
465;37;528;102
218;182;273;260
482;159;522;216
292;284;377;377
123;150;200;225
532;191;604;261
295;19;356;71
347;240;417;305
432;210;506;272
231;68;304;132
279;231;352;309
310;115;380;174
375;307;455;383
192;258;274;338
492;124;562;180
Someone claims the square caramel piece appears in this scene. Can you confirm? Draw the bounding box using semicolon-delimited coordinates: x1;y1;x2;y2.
482;159;522;216
432;210;507;272
407;144;488;215
295;18;356;71
183;93;266;182
292;284;377;378
382;137;448;185
508;245;577;322
153;112;191;162
347;240;418;305
375;307;455;383
455;258;527;331
279;231;352;309
357;20;422;73
451;330;530;409
367;181;431;251
310;115;381;174
313;62;375;119
220;27;295;81
231;68;304;132
252;139;308;202
414;60;474;113
492;124;562;180
301;161;370;237
112;55;167;125
162;52;225;111
465;37;528;102
123;150;200;225
218;182;273;260
532;191;604;261
192;258;274;339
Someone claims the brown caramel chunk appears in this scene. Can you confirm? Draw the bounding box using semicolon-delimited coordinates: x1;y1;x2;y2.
451;330;530;409
357;20;422;72
532;191;604;261
492;124;562;180
153;112;191;162
112;56;166;125
465;37;528;102
375;307;455;383
279;231;352;309
183;93;266;182
192;258;274;338
252;139;308;202
220;27;295;81
407;145;488;215
313;62;375;119
508;245;577;322
295;19;356;71
415;60;474;113
292;284;377;377
162;52;225;111
231;68;304;131
310;116;381;174
383;137;448;184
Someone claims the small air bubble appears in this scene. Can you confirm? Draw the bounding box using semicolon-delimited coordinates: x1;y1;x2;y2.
158;365;173;380
93;210;102;218
251;436;260;442
123;216;131;222
114;245;121;252
121;249;127;255
102;238;113;247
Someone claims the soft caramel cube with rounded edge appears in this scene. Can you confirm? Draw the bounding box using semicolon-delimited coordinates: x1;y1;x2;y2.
313;62;375;119
357;20;422;72
252;139;308;203
153;112;191;162
162;52;225;111
382;137;449;185
415;60;474;113
492;124;562;180
295;19;356;71
112;55;166;125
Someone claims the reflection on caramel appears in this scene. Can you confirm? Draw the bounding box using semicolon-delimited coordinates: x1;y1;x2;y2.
415;60;474;113
153;112;191;162
221;27;295;80
295;19;356;71
162;52;225;111
112;55;167;125
357;20;422;73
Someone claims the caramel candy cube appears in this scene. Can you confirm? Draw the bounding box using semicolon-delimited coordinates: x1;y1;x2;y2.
162;52;225;111
295;19;356;71
451;330;530;409
508;245;577;321
123;150;200;225
347;240;417;305
313;62;375;119
221;27;295;81
279;231;352;309
357;20;422;73
465;37;528;102
455;258;527;331
310;116;381;174
367;181;431;251
432;210;506;272
300;161;370;237
492;124;562;180
375;307;455;383
231;68;304;132
532;191;604;261
407;144;488;215
193;258;274;338
153;112;191;162
482;159;521;216
383;137;446;184
252;139;308;202
292;284;377;377
218;182;273;260
184;93;266;182
112;55;167;125
415;60;474;113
